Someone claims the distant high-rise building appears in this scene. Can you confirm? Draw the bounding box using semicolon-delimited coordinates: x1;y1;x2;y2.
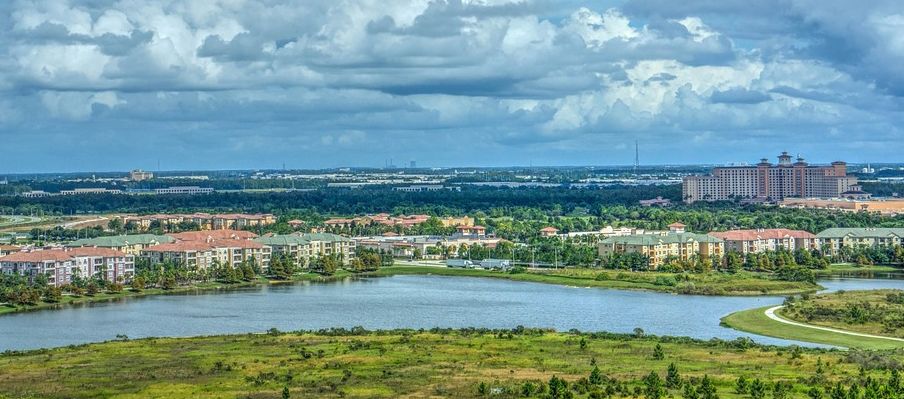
682;152;859;203
129;169;154;181
409;160;416;169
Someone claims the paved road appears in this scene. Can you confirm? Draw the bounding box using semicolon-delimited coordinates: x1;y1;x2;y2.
765;305;904;343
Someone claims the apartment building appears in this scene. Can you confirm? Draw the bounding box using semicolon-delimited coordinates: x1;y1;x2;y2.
683;152;859;203
0;248;134;286
67;247;136;283
0;245;20;256
123;213;275;231
709;229;817;254
598;224;724;268
816;228;904;256
141;241;220;269
68;234;175;256
254;235;314;266
297;233;355;263
167;229;258;242
137;230;269;270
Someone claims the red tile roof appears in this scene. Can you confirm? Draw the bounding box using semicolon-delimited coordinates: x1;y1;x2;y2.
67;247;130;258
668;222;686;228
709;229;816;241
540;227;559;232
168;230;258;241
214;239;265;249
0;250;73;262
143;241;215;252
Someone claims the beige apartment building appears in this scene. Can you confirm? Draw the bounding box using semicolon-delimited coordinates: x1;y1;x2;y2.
122;213;276;231
67;234;175;256
140;239;270;270
254;233;355;266
683;152;859;203
598;224;724;268
0;248;134;287
816;228;904;256
709;229;817;254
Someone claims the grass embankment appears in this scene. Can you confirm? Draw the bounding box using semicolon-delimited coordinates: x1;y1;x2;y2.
0;329;896;399
0;271;355;316
721;306;904;350
779;290;904;338
373;266;822;296
814;263;903;277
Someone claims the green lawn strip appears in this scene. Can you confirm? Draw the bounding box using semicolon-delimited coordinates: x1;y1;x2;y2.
815;263;903;276
778;289;904;338
0;330;882;399
720;306;904;350
372;266;820;296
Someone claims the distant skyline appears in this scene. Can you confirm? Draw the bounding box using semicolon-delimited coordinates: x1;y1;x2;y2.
1;1;903;173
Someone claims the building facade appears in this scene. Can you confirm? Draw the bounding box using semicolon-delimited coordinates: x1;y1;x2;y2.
598;225;724;268
816;228;904;256
708;229;817;254
0;248;134;287
683;152;859;203
68;234;175;256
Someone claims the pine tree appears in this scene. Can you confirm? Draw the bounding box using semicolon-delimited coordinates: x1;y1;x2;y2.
590;366;603;385
666;363;681;389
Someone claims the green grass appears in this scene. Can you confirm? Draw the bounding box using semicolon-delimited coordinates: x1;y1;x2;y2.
0;329;894;399
372;266;822;296
779;289;904;338
721;306;904;350
815;263;903;276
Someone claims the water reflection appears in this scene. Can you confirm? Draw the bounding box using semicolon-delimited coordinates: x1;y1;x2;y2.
0;275;900;351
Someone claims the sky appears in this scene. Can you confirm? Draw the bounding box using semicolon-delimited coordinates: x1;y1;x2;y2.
1;0;903;172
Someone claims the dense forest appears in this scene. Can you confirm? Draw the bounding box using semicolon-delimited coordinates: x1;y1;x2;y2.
0;185;681;215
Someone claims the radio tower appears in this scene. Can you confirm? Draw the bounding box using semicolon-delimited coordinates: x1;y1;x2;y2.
633;140;639;175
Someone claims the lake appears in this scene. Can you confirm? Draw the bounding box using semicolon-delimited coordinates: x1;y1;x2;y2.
0;275;901;351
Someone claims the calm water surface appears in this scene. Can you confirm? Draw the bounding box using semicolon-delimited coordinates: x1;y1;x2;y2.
0;275;901;351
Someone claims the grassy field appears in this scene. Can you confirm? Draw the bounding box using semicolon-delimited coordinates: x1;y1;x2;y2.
721;306;904;350
373;266;822;296
815;263;903;276
779;289;904;338
0;329;898;399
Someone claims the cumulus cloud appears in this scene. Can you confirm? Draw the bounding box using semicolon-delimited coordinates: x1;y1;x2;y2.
0;0;902;171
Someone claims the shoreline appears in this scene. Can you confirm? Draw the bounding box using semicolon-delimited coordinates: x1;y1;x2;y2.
2;264;880;318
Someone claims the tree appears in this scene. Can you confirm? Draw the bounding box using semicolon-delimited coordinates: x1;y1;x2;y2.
107;218;124;233
131;276;145;292
749;379;766;399
736;376;749;394
42;286;62;303
666;363;681;389
652;343;664;360
683;384;699;399
282;386;290;399
807;387;823;399
590;366;603;385
699;375;718;399
644;371;665;399
85;282;99;296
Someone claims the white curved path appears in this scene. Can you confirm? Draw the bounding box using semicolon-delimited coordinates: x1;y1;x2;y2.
764;306;904;343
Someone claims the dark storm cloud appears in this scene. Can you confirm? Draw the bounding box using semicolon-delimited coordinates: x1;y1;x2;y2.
0;0;902;172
